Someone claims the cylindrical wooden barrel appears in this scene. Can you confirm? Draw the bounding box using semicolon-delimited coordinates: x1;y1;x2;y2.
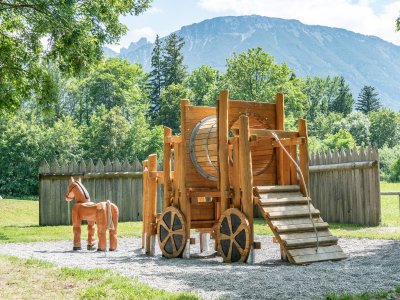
189;115;218;181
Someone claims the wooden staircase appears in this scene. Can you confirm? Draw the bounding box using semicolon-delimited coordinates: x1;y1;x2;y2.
255;185;347;264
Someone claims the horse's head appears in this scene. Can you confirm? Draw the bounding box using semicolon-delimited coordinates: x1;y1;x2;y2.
65;176;90;203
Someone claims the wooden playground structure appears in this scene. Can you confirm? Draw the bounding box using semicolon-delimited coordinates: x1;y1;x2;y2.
142;90;346;264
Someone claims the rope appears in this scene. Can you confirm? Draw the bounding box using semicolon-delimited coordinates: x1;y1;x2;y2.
271;132;319;252
106;200;115;230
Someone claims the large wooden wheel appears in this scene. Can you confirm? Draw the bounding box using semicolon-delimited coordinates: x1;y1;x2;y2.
157;206;187;258
217;208;250;263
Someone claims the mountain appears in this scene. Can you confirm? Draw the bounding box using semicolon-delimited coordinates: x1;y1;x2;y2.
105;15;400;109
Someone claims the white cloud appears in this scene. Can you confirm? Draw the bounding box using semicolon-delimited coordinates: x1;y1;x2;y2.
146;6;163;15
198;0;400;45
109;27;157;52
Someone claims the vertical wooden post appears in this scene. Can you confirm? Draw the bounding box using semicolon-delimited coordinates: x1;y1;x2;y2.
163;127;172;209
218;90;230;212
232;137;241;209
298;119;309;195
147;154;157;255
173;142;180;207
180;99;191;256
275;93;285;185
142;160;148;249
239;115;254;251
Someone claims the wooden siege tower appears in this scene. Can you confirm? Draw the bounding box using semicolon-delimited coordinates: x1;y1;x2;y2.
142;90;346;264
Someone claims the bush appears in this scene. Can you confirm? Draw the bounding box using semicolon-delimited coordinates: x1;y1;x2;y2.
322;129;355;150
389;158;400;182
0;116;45;196
379;145;400;181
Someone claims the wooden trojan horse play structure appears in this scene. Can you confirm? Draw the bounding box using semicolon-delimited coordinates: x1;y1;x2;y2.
142;90;346;264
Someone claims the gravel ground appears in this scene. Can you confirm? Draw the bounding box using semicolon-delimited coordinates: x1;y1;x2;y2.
0;235;399;299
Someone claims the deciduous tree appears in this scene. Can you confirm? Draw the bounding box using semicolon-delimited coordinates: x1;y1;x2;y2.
0;0;152;111
184;65;221;106
224;47;308;118
369;109;400;148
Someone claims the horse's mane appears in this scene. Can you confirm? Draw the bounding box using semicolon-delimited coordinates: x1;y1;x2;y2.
75;181;90;200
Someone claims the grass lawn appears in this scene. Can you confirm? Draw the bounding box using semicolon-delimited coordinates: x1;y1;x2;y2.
0;199;142;243
0;255;199;300
324;287;400;300
1;182;399;243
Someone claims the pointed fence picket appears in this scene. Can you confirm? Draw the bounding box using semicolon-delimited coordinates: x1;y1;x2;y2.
39;158;160;226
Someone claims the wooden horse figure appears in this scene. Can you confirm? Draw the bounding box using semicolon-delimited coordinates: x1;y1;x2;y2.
65;177;119;251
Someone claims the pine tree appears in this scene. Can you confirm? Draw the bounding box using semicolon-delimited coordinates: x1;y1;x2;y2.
329;76;354;116
161;33;187;87
356;85;381;114
149;35;163;117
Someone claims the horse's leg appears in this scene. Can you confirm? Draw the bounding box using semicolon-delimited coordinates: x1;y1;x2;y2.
72;205;82;250
109;204;119;251
96;203;107;251
87;220;96;250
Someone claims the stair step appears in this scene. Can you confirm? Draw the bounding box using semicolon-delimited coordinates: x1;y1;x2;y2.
285;236;338;248
257;192;304;200
257;185;300;194
271;217;324;226
263;204;317;213
288;245;347;264
266;208;320;219
275;222;329;233
259;196;310;206
280;230;332;241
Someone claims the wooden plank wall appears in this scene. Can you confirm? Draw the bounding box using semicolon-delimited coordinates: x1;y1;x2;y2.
309;146;381;226
39;159;164;226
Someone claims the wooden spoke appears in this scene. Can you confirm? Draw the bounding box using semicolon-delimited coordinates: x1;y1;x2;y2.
157;206;187;258
217;208;250;263
219;233;231;240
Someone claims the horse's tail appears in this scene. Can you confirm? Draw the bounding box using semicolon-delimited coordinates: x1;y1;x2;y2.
106;200;115;230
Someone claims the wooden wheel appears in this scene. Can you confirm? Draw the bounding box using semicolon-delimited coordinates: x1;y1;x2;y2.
217;208;250;263
157;206;187;258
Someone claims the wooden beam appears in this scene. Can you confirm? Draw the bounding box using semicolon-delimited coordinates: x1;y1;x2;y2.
218;90;230;212
142;160;148;249
309;160;378;172
173;140;181;207
146;155;158;253
232;137;241;209
39;172;143;180
180;99;191;237
231;128;299;138
298;119;309;196
239;115;254;247
275;93;285;185
163;127;172;209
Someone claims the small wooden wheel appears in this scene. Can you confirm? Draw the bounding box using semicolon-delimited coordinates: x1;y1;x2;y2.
217;208;250;263
157;206;187;258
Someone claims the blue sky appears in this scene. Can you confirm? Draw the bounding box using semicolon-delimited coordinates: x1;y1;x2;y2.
108;0;400;51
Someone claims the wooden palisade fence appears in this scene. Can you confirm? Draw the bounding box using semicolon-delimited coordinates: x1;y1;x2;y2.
39;158;164;226
39;146;380;226
309;146;380;226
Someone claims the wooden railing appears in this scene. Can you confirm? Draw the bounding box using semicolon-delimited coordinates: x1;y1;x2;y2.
380;191;400;215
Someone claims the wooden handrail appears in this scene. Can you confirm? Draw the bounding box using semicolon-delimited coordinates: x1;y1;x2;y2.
309;161;377;173
381;191;400;214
